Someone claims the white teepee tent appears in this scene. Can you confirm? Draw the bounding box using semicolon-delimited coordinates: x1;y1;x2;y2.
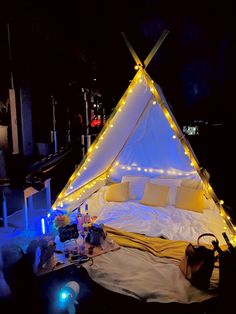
51;31;234;234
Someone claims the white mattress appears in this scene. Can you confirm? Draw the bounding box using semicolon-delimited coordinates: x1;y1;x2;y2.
82;186;232;245
80;186;230;303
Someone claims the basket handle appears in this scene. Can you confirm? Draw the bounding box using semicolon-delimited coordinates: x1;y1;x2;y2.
197;233;218;246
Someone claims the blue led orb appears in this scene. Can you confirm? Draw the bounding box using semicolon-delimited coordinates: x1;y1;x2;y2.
60;291;68;301
58;281;80;314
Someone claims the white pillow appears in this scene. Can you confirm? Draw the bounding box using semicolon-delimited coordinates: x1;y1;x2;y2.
150;177;182;205
121;175;150;200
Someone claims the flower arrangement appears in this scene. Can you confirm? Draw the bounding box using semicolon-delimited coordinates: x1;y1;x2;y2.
53;214;70;229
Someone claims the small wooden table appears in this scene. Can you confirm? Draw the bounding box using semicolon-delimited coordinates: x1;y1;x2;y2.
35;237;120;276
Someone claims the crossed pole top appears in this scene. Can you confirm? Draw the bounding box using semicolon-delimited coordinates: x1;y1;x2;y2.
121;29;169;69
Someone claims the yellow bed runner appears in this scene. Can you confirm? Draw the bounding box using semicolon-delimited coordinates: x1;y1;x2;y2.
104;226;188;261
104;226;227;262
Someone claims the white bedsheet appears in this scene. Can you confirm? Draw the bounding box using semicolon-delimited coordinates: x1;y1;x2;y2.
84;247;219;304
83;187;231;245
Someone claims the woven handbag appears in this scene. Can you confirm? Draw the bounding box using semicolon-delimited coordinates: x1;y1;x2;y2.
179;233;218;290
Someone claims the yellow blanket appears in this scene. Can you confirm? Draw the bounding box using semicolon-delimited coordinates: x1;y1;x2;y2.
104;226;227;262
104;226;189;261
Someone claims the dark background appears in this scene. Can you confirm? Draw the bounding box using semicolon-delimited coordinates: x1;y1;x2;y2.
0;0;235;207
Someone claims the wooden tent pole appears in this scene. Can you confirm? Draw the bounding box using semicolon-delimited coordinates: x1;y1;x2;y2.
144;29;169;68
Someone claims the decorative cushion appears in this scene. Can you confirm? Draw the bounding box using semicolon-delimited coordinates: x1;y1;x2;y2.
181;178;213;209
140;182;169;207
105;182;130;202
150;178;182;205
121;175;150;200
175;186;204;213
181;178;203;190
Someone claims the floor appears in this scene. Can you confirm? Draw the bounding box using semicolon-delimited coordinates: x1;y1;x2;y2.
0;262;226;314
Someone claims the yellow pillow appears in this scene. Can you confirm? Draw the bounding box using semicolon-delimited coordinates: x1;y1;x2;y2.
105;182;130;202
175;186;204;213
140;182;169;207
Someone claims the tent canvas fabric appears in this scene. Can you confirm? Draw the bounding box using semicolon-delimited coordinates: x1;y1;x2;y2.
51;60;233;233
52;70;196;211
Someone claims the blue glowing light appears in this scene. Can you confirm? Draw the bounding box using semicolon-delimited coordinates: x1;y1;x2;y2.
41;217;46;234
61;292;68;300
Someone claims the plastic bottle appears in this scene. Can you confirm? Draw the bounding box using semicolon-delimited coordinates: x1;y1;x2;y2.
84;203;91;224
77;213;84;232
222;232;235;253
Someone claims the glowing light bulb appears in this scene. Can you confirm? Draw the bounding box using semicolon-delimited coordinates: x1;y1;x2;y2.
152;101;157;105
172;135;177;139
134;65;139;70
144;168;148;172
115;161;119;166
137;167;141;171
170;124;174;128
128;89;133;93
219;200;224;205
83;166;87;170
110;124;114;128
61;292;67;300
118;108;122;112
